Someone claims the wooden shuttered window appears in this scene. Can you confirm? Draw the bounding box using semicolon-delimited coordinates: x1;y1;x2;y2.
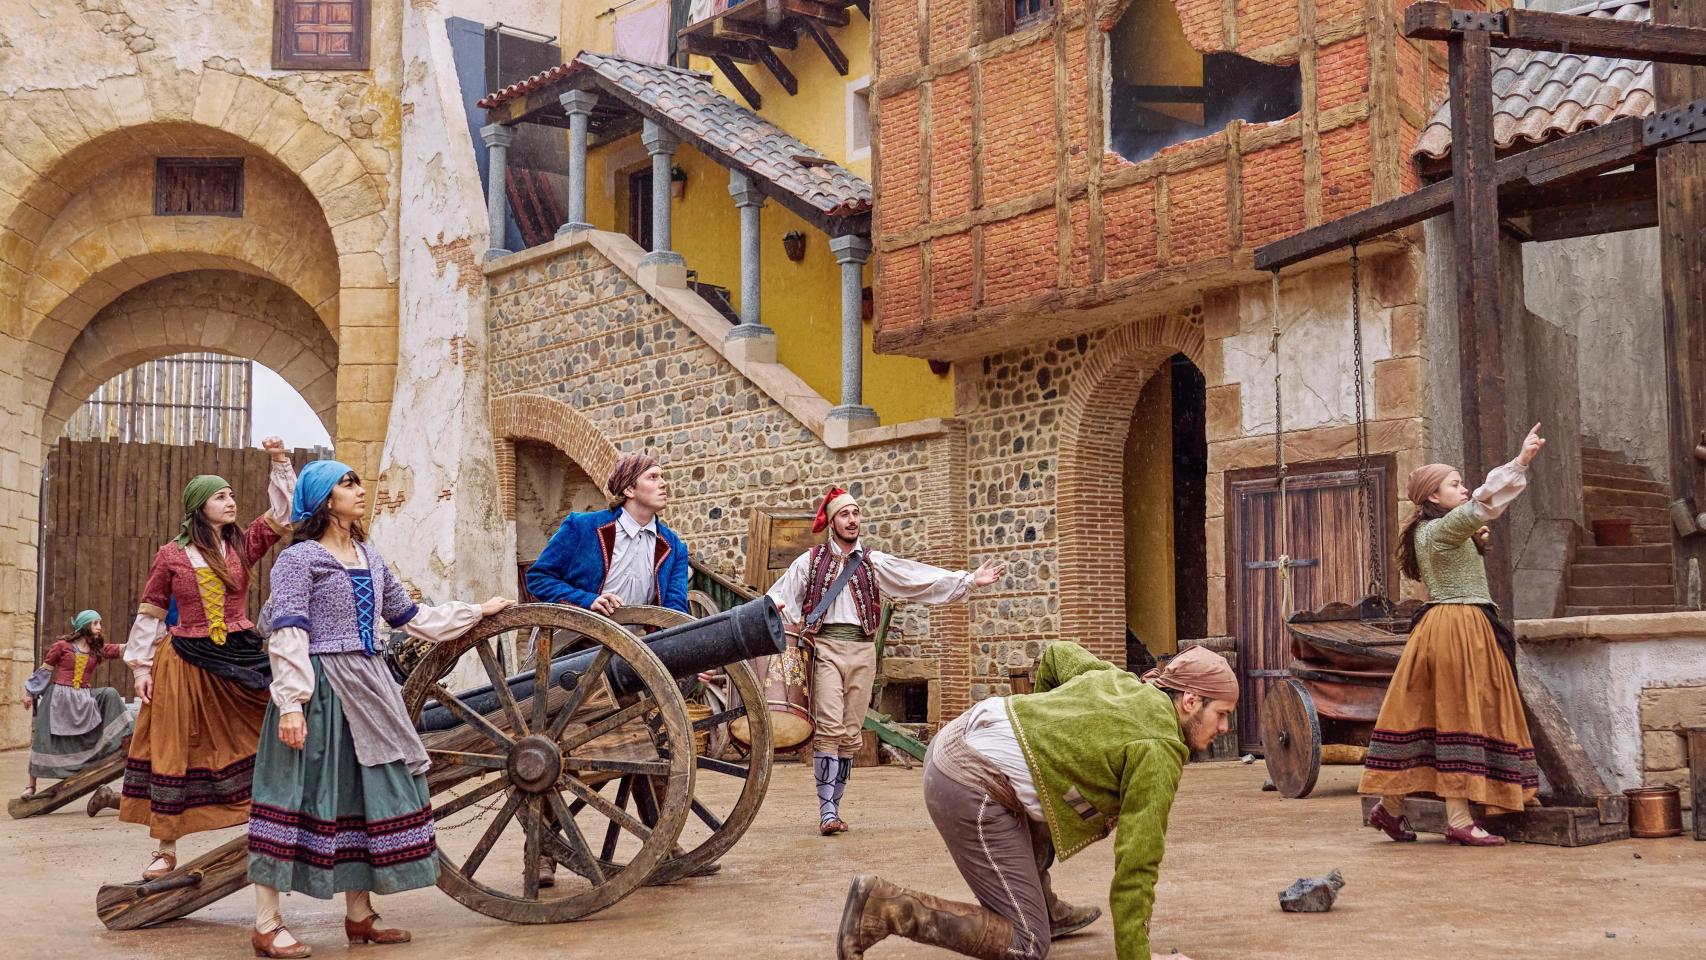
155;158;244;217
273;0;370;70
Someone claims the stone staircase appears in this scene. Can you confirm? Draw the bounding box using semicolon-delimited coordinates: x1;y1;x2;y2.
1565;446;1678;617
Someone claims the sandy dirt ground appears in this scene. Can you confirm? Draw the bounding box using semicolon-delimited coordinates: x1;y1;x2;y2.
2;751;1702;959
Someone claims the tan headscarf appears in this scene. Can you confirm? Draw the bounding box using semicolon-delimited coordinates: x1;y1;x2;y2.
1407;463;1456;510
1142;646;1239;703
607;452;659;509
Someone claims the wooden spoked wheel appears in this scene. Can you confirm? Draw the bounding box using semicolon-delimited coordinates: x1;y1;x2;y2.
402;604;694;923
605;606;774;885
1260;677;1323;799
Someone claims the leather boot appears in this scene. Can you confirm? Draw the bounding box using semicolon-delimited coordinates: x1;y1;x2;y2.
836;875;1017;960
86;784;119;817
1030;820;1099;937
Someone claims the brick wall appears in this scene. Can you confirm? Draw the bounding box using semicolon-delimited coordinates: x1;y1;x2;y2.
870;0;1426;362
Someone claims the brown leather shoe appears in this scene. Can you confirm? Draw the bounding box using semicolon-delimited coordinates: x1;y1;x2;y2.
87;784;119;817
820;817;848;836
142;850;176;881
251;927;312;958
836;875;1016;960
345;914;411;945
1044;876;1101;938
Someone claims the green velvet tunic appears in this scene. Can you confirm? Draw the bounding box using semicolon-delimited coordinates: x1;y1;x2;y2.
1416;501;1495;604
1005;641;1188;960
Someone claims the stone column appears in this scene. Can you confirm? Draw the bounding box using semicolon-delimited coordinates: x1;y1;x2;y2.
481;122;515;261
639;119;686;287
724;170;777;363
556;90;598;237
826;234;877;440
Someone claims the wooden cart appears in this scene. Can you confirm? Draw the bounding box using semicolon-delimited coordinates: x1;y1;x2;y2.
1259;598;1421;798
95;601;780;929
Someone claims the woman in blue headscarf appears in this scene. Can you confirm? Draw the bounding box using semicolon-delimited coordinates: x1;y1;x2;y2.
246;461;511;957
22;610;133;799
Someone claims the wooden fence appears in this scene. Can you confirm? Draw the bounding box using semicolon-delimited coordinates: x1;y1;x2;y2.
37;439;319;696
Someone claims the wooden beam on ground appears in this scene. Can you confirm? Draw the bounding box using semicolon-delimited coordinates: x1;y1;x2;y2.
682;32;760;64
6;746;125;819
711;55;764;109
1657;0;1706;602
753;44;799;95
1449;30;1513;615
1360;796;1629;846
1252;114;1657;270
800;17;850;75
1514;654;1627;820
1405;1;1706;67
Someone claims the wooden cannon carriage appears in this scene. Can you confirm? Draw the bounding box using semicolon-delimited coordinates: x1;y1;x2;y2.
94;599;781;929
1259;598;1421;799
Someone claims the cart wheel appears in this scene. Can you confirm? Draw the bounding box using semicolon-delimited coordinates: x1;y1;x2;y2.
1260;678;1322;799
402;604;694;923
603;606;773;885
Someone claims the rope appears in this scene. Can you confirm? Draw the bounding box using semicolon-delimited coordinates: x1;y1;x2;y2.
1270;270;1295;623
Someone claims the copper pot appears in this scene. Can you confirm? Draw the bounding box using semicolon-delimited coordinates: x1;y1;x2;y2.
1625;786;1683;838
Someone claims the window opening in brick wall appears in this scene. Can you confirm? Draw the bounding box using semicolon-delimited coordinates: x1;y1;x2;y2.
155;158;244;217
847;76;872;162
273;1;370;70
1010;0;1056;32
1107;0;1300;163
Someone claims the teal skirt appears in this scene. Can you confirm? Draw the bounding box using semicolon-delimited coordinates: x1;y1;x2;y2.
28;684;132;779
246;658;438;898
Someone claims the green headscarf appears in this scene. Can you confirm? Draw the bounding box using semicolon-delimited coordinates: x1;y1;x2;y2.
174;474;232;546
71;610;101;633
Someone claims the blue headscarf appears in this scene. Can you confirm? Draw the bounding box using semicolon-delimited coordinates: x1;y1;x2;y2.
292;460;356;524
71;610;101;633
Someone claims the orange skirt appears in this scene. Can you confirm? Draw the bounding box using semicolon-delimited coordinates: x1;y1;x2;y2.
1357;604;1539;814
119;641;269;840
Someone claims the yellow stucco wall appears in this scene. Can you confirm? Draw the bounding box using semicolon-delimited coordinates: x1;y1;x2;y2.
567;4;950;423
1125;364;1178;655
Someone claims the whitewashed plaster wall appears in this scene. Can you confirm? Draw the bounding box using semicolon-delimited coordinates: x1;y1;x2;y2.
1522;229;1666;480
1521;626;1706;793
368;1;507;687
1221;260;1393;434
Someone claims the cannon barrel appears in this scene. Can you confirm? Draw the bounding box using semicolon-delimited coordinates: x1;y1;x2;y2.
418;598;782;732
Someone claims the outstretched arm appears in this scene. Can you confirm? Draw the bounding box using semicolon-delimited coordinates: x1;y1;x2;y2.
1434;424;1543;548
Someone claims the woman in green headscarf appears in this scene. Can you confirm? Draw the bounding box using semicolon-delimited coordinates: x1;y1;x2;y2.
119;437;297;881
22;610;132;798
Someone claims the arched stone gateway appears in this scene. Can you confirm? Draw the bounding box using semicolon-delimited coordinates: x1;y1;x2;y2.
1055;313;1206;661
0;63;401;746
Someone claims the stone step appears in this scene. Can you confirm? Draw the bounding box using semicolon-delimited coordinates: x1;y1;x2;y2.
1582;505;1672;526
1566;584;1678;607
1575;544;1672;565
1570;562;1675;588
1579;459;1654;482
1581;446;1632;463
1564;604;1682;617
1634;524;1674;544
1581;473;1669;496
1582;485;1671;509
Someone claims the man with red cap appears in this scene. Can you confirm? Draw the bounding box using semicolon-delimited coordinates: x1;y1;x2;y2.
836;642;1238;960
767;486;1007;836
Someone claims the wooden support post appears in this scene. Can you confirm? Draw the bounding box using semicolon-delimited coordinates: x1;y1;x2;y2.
801;18;849;76
1687;728;1706;840
753;44;798;95
712;55;764;110
1448;30;1513;615
1657;0;1706;602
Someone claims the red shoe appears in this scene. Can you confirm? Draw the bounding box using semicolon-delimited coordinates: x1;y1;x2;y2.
345;913;411;945
1368;804;1417;842
820;817;848;836
1443;825;1506;846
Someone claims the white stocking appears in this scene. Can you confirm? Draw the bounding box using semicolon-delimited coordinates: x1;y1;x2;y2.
345;890;376;922
255;884;299;947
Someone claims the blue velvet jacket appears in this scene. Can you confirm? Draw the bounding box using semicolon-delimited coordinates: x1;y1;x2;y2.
525;508;691;614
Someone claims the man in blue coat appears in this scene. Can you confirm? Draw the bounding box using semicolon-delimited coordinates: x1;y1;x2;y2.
526;451;691;615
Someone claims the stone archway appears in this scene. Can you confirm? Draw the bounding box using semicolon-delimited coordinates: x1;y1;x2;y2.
1056;312;1205;661
45;271;340;441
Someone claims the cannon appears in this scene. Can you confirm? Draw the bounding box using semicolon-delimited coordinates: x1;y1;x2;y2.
96;600;781;930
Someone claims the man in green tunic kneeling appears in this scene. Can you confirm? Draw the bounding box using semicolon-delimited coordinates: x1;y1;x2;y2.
837;641;1237;960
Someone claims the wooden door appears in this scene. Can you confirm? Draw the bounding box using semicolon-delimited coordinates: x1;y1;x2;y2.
744;508;818;592
1227;460;1392;750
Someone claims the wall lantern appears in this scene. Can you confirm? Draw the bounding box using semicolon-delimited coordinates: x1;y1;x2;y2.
782;229;807;262
670;165;688;199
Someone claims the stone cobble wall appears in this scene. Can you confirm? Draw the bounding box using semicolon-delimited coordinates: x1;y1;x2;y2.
486;242;974;709
1640;684;1706;810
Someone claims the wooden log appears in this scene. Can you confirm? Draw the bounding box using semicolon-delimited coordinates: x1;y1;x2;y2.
1515;653;1627;823
1404;1;1706;67
1358;796;1629;847
1449;30;1514;615
1657;0;1706;603
96;834;250;930
7;745;127;819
